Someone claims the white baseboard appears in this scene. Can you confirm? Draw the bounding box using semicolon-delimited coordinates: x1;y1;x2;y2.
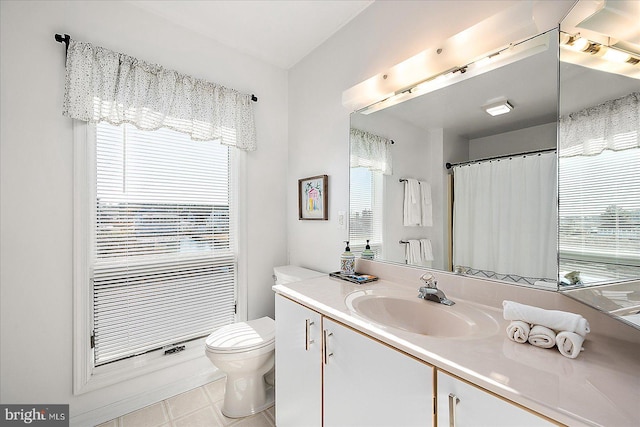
70;370;225;427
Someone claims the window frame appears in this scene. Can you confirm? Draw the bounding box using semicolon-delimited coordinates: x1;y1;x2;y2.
73;122;247;395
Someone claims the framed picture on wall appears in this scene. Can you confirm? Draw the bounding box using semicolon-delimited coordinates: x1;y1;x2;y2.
298;175;328;220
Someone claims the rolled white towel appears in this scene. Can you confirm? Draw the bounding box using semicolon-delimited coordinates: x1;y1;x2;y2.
556;331;585;359
528;325;556;349
506;320;530;344
503;300;590;337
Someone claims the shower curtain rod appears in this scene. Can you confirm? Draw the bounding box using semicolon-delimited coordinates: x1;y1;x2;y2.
445;148;556;170
54;33;259;102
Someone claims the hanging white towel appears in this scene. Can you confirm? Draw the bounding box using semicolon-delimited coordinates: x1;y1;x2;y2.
419;181;433;226
419;239;434;261
502;300;590;337
528;325;557;349
405;240;422;264
403;179;422;226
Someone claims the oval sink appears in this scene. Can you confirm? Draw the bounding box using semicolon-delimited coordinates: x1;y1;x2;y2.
345;289;499;338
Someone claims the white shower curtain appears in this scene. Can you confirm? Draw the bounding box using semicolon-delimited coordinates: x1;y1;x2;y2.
453;152;557;280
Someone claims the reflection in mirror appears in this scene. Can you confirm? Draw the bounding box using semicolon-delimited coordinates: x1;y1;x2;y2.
558;0;640;328
349;30;559;289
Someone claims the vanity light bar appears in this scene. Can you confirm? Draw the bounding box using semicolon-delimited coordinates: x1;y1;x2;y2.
358;32;549;115
560;32;640;66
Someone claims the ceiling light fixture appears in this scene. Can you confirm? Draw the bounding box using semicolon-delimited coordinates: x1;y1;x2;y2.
483;99;513;116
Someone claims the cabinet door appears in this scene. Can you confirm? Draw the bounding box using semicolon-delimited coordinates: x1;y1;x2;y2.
275;295;322;427
437;371;555;427
323;318;434;427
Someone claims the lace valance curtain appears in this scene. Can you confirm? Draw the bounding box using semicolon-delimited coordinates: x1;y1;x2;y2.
350;128;392;175
559;92;639;158
63;40;256;151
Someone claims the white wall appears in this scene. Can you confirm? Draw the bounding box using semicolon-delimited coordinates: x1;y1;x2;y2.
287;0;526;273
0;0;287;421
469;122;557;159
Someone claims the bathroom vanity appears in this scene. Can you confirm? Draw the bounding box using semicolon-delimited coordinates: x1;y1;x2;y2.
273;261;640;427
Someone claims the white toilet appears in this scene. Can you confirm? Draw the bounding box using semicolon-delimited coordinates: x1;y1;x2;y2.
205;265;323;418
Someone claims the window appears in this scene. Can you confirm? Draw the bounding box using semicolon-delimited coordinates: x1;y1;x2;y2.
349;167;383;257
559;148;640;282
90;123;237;366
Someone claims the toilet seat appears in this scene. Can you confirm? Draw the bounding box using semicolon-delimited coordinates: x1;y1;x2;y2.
206;316;275;354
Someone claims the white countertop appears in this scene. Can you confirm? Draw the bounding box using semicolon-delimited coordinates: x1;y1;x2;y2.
273;273;640;427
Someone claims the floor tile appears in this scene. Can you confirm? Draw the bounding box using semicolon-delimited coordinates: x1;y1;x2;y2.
203;378;226;403
232;413;274;427
165;386;210;419
120;402;168;427
264;406;275;424
173;406;219;427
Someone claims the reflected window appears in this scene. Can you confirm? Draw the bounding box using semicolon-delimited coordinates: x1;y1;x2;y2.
559;147;640;283
349;167;383;257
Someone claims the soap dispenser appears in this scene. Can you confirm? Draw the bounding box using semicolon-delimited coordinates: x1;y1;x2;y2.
340;241;355;275
361;240;374;260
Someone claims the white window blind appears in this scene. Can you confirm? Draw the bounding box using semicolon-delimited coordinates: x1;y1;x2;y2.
93;123;236;366
559;147;640;282
349;167;383;257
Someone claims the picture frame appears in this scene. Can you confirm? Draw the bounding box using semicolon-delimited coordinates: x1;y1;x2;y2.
298;175;328;220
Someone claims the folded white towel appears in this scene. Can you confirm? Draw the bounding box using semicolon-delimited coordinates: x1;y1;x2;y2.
503;300;590;337
556;331;585;359
528;325;556;349
419;239;434;262
419;181;433;227
405;239;421;264
403;179;422;226
506;320;530;344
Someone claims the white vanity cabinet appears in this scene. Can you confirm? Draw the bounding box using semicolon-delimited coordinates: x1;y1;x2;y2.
275;295;435;427
275;295;322;427
436;371;555;427
323;317;434;426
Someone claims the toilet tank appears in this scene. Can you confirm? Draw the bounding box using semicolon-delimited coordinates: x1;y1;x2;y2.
273;265;324;285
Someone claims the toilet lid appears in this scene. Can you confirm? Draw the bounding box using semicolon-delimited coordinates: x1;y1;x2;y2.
206;316;275;353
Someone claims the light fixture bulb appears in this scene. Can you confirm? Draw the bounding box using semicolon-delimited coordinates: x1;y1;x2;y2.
601;47;631;63
565;37;590;52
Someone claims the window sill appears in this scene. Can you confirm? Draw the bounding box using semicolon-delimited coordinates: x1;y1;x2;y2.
75;337;208;395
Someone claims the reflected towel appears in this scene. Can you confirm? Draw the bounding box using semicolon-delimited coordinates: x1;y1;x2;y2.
528;325;556;349
419;181;433;227
403;179;422;226
506;320;530;344
503;300;590;337
405;239;421;264
419;239;434;261
556;331;585;359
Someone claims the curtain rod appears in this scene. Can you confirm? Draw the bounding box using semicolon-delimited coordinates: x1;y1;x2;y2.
54;33;258;102
445;148;556;170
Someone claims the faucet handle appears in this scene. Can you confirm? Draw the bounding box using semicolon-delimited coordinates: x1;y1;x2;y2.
419;273;437;288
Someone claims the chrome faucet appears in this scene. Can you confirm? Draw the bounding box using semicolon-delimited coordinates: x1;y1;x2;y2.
417;273;455;306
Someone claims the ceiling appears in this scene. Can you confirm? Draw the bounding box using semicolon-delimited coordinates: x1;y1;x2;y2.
127;0;374;70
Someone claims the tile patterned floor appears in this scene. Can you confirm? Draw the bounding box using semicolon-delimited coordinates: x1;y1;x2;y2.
96;378;275;427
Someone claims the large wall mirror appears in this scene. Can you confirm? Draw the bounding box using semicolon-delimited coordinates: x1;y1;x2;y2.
349;0;640;329
557;1;640;328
